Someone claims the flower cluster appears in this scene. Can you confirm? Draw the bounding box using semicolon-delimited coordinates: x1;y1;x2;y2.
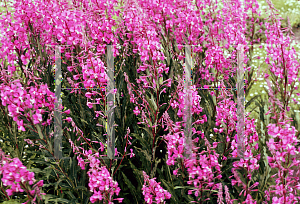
81;57;108;88
217;183;224;204
164;101;221;201
0;80;56;131
68;128;133;204
214;93;237;136
0;148;44;203
142;171;171;204
88;166;123;203
184;137;222;200
265;122;300;203
162;112;202;166
170;82;203;118
229;116;260;203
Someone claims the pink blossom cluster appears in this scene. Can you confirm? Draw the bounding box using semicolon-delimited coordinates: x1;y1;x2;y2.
217;183;224;204
161;112;203;166
162;109;222;200
162;109;221;200
68;128;133;203
161;115;189;166
117;0;205;65
164;129;186;166
77;56;112;111
224;185;232;204
229;116;260;203
265;122;300;203
76;56;108;88
0;148;44;203
264;16;300;86
217;183;233;204
0;80;56;131
119;0;164;63
184;138;222;200
69;141;124;204
0;0;119;133
142;171;171;204
88;166;123;203
197;0;249;83
259;0;300;202
170;83;204;118
214;93;237;136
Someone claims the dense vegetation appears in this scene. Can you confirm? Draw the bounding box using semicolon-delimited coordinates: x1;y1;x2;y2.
0;0;300;203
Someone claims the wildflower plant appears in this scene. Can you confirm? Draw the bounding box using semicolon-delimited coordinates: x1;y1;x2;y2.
0;0;300;203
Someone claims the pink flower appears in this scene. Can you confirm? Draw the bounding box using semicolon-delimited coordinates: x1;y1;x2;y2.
64;117;73;123
73;75;80;80
33;112;43;124
36;180;44;187
90;191;102;203
130;149;135;158
17;119;26;132
133;106;140;116
6;189;14;196
114;198;124;203
64;109;71;115
77;156;86;170
0;148;43;200
87;164;122;203
142;171;171;203
173;169;178;176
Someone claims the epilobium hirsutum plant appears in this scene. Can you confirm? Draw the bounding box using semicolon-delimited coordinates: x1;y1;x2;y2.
0;0;300;203
0;148;44;204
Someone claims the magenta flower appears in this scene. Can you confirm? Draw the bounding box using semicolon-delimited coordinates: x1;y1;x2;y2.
0;149;44;201
142;171;171;204
133;106;140;116
88;166;122;203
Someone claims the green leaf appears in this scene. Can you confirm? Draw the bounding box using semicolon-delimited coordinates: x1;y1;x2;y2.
245;95;261;109
150;158;161;178
29;168;42;173
65;191;76;200
131;133;148;148
129;160;143;187
121;172;138;202
1;200;22;204
73;186;87;191
145;93;157;114
80;118;88;124
161;179;178;202
49;198;70;203
136;147;152;162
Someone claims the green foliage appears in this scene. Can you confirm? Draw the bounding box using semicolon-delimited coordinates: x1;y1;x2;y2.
1;200;22;204
257;0;300;28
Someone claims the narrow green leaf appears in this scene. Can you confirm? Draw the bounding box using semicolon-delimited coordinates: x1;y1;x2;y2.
74;186;87;191
121;172;138;203
161;179;178;202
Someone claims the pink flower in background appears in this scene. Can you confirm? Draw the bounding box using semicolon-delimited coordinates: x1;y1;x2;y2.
171;81;203;118
32;112;43;124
